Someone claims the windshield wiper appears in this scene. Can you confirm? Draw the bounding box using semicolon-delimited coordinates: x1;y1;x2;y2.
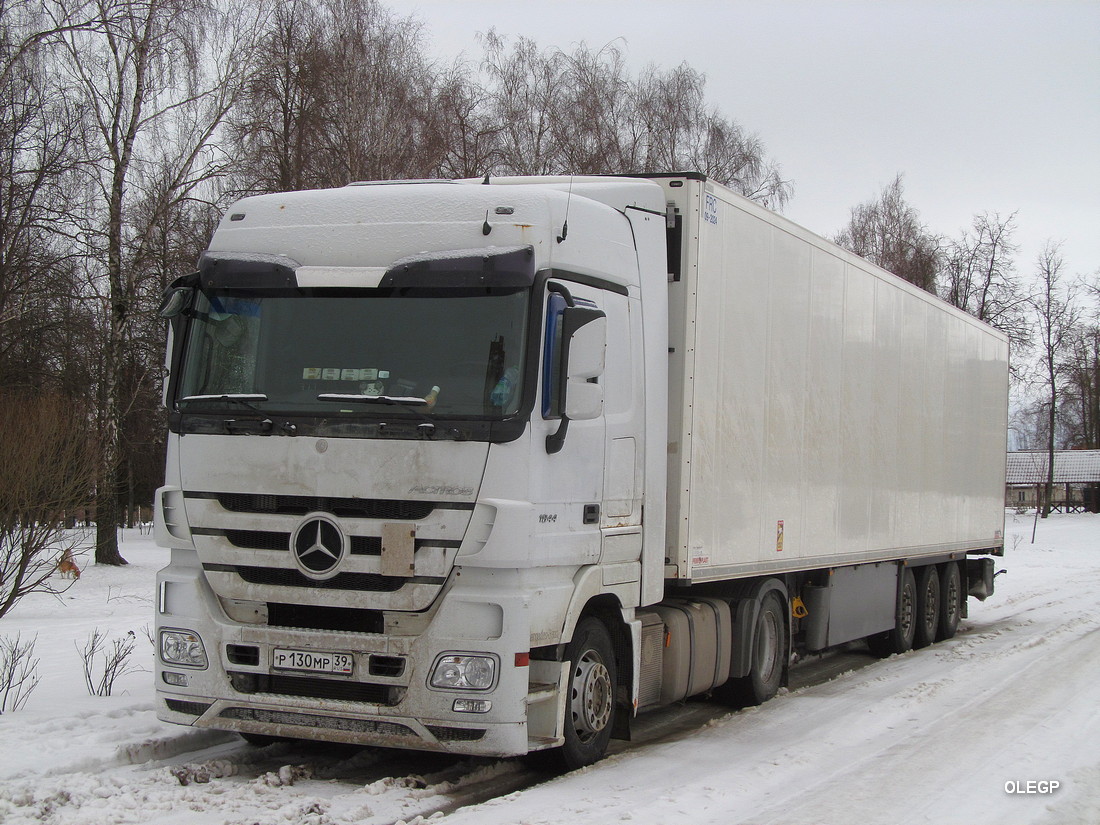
179;393;269;412
316;393;428;406
179;393;296;435
317;393;438;435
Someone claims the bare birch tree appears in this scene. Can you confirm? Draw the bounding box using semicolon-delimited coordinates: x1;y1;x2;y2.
834;174;940;293
941;211;1031;361
226;0;435;194
0;0;92;395
1029;242;1080;517
47;0;259;564
476;33;791;206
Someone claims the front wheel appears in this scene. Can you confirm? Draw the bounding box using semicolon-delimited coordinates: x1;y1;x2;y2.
556;617;617;771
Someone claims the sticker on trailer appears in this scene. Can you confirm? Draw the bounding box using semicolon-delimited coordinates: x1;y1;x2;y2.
776;520;784;552
704;193;719;225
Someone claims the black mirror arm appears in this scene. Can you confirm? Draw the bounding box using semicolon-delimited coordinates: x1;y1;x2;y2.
546;416;569;454
544;281;576;454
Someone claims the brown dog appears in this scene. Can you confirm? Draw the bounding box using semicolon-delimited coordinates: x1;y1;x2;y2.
57;548;81;579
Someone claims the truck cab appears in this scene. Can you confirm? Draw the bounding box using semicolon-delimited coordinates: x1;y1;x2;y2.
154;177;670;768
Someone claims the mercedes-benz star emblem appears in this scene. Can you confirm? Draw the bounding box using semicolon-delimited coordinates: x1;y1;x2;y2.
291;514;345;580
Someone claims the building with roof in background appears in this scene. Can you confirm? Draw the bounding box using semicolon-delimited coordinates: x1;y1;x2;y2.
1005;450;1100;513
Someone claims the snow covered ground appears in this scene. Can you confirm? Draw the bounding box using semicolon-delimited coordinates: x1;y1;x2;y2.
0;512;1097;825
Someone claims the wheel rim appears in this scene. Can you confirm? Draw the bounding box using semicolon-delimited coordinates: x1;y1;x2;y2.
900;581;916;638
923;578;939;634
756;610;780;683
570;649;612;742
945;570;960;623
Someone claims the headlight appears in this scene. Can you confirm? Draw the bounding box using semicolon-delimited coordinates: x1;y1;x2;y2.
160;628;208;669
429;653;497;690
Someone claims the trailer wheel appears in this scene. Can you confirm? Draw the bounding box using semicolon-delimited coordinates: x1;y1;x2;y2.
717;592;787;707
913;566;940;649
556;617;617;771
867;567;917;657
937;562;962;640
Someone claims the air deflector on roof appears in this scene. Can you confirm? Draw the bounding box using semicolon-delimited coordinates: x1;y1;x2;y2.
380;245;535;289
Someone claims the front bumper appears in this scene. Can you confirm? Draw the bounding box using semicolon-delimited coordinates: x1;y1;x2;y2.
154;550;545;758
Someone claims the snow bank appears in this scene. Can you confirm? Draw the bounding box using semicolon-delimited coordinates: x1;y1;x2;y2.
0;516;1097;824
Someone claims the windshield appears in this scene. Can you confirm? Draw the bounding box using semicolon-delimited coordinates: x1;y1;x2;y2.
177;287;529;418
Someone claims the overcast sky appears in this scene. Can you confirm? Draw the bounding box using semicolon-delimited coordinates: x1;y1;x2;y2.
411;0;1099;282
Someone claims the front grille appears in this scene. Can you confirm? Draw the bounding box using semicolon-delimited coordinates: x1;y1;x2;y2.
216;493;435;521
210;530;380;555
227;644;260;666
426;726;487;742
226;530;289;551
268;602;384;633
350;537;382;555
165;699;212;716
231;565;412;592
369;655;405;677
220;706;414;737
228;671;398;705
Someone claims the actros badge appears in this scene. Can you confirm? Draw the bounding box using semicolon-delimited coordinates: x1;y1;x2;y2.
291;514;345;580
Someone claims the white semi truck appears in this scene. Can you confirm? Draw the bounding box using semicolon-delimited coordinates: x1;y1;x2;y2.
154;173;1008;769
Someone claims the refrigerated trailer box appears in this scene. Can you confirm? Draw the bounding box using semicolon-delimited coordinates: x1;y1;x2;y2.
154;173;1008;770
664;177;1007;581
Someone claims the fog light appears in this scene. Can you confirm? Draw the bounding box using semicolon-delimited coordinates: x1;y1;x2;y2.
453;698;492;713
162;671;188;687
429;653;497;690
160;628;208;669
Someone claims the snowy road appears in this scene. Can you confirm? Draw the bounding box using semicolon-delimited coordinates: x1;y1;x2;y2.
1;512;1097;824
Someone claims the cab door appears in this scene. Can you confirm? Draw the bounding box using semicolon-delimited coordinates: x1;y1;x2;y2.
529;279;609;567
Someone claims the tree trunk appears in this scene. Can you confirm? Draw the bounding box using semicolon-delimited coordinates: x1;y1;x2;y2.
95;164;130;566
1042;384;1056;519
95;441;128;565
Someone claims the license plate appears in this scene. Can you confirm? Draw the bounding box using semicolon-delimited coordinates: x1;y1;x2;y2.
273;647;354;675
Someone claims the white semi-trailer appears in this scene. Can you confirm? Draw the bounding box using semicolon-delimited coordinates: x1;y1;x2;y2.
154;173;1008;769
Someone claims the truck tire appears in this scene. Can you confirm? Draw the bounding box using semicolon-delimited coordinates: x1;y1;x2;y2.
936;562;962;640
913;565;940;649
867;566;917;657
717;592;786;707
557;617;617;771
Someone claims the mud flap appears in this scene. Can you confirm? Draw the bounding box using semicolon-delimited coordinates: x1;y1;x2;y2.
966;557;996;601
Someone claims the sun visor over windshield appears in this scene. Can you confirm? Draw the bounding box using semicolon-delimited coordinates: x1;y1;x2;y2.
380;245;534;289
198;252;300;290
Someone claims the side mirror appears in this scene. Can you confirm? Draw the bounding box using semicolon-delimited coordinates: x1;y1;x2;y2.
562;313;605;420
158;286;193;319
546;302;606;454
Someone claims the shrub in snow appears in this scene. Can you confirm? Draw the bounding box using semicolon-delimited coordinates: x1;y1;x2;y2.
79;628;138;696
0;632;41;712
0;393;96;620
